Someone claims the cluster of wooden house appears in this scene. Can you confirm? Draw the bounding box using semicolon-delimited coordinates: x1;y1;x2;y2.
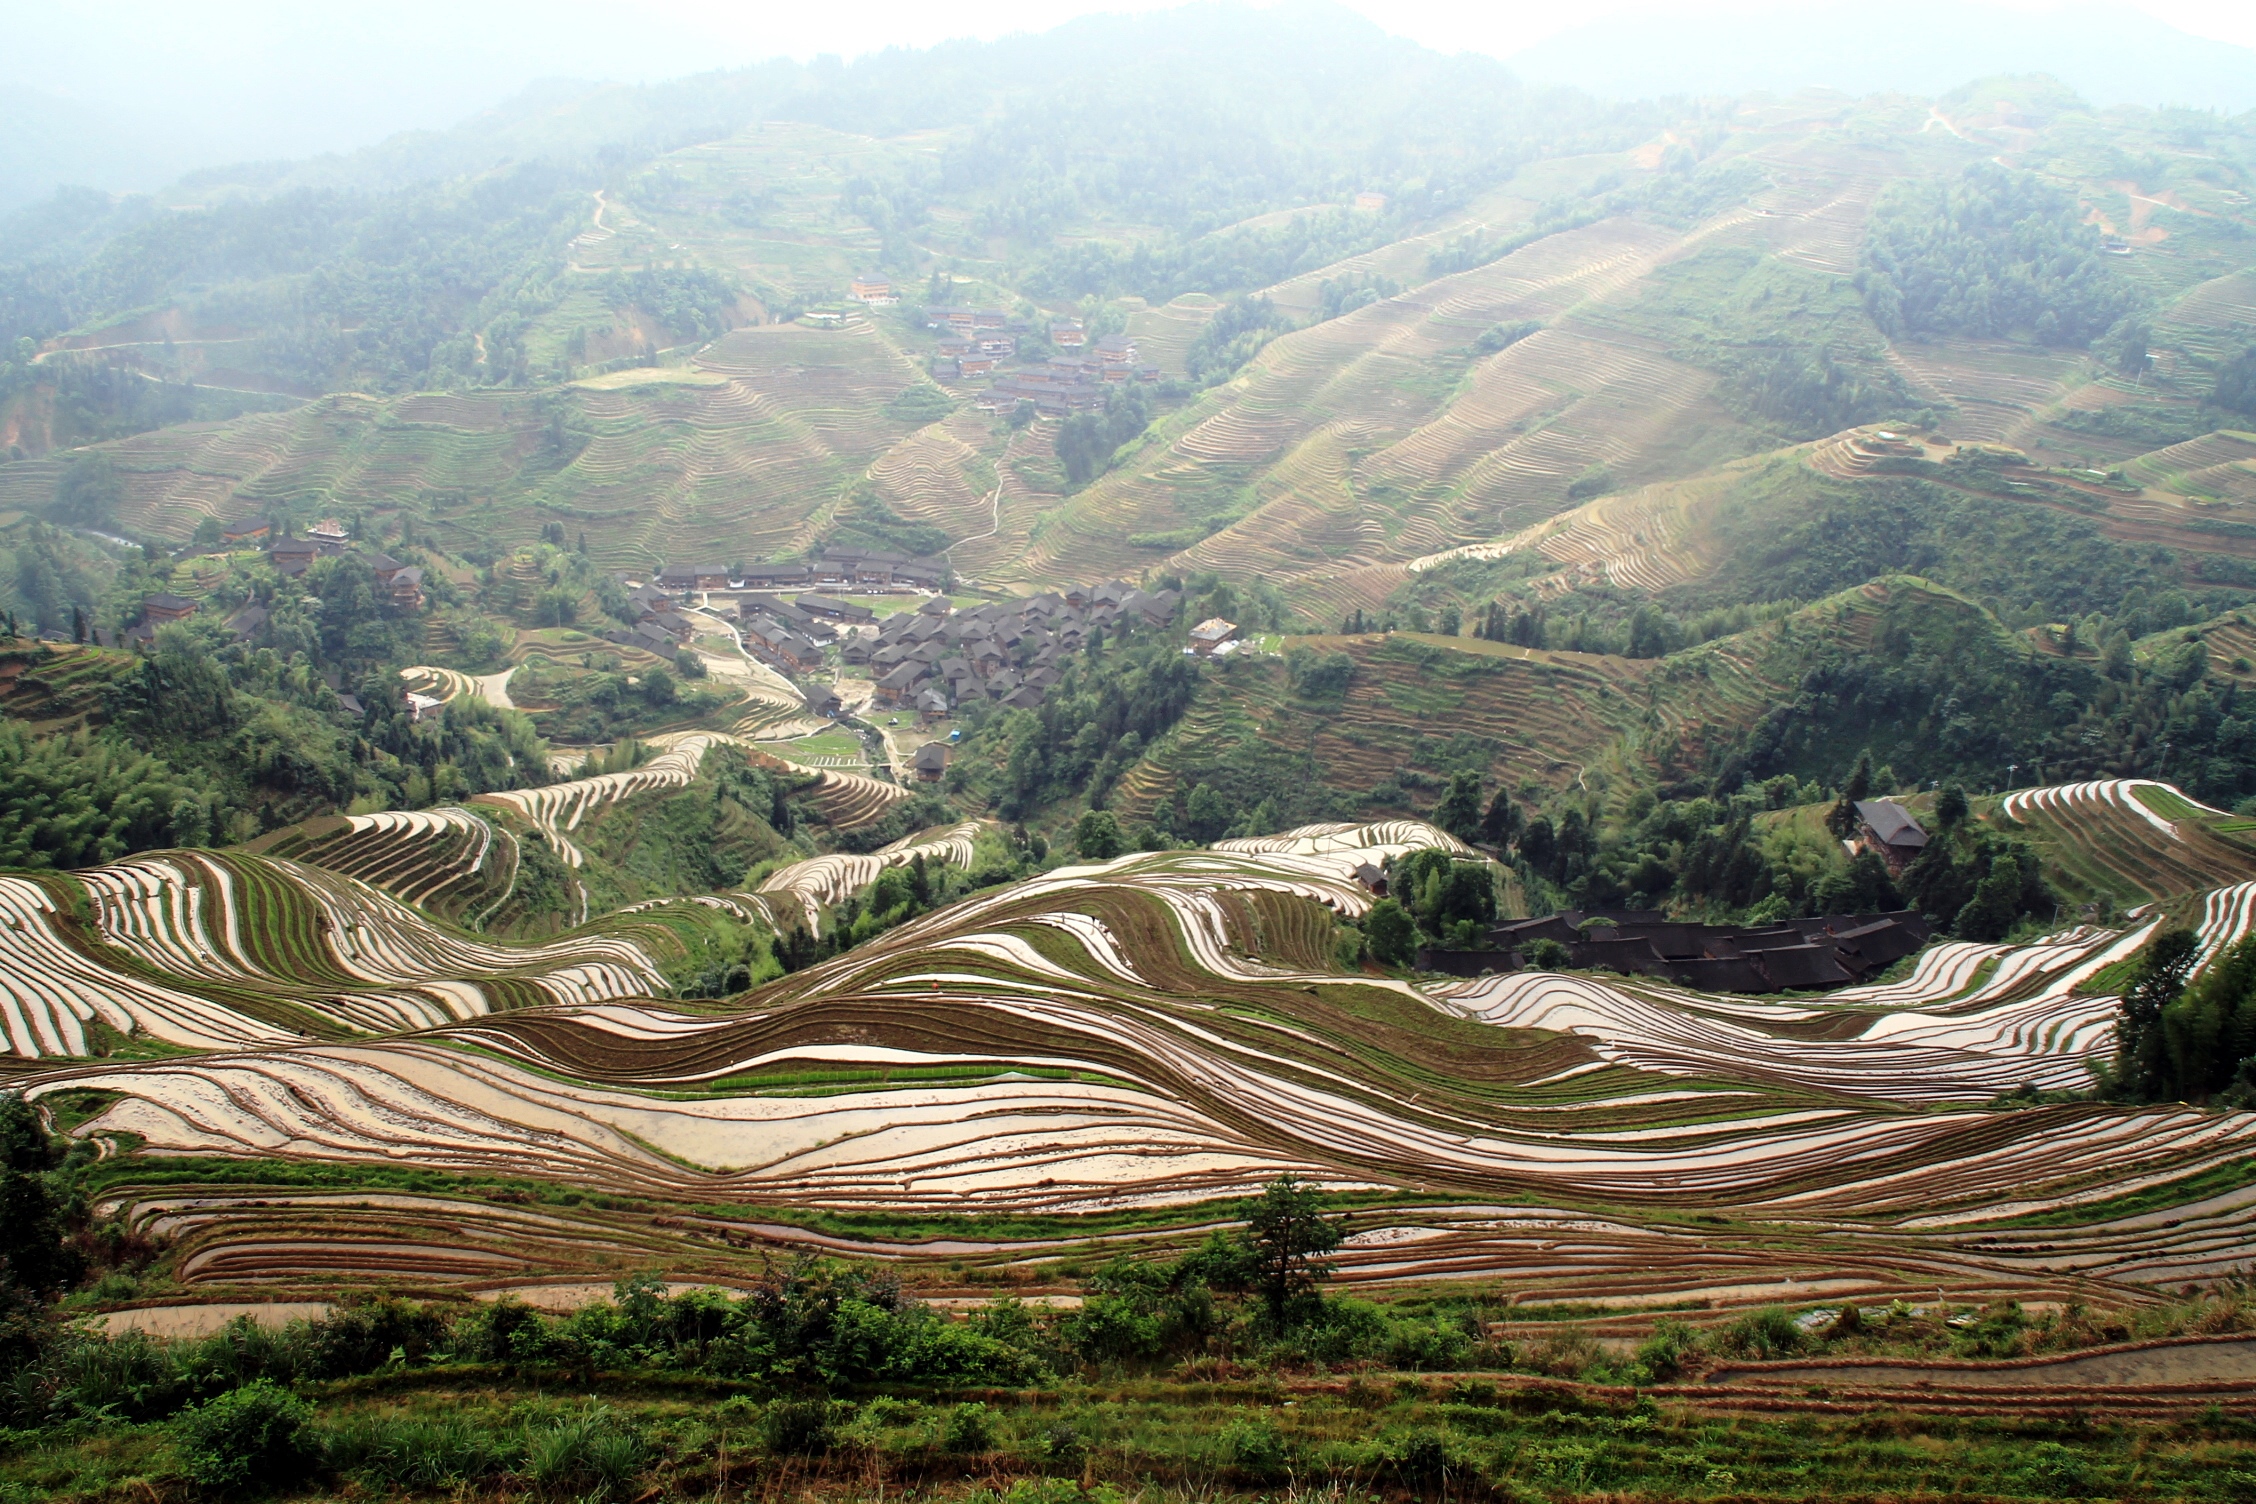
863;582;1182;720
654;550;947;596
602;580;701;660
912;301;1159;411
975;336;1157;414
244;518;424;608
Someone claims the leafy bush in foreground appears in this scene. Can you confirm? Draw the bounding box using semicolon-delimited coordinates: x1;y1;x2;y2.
171;1379;315;1493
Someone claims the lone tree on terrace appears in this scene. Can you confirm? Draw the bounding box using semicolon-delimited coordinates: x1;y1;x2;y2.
1244;1174;1341;1329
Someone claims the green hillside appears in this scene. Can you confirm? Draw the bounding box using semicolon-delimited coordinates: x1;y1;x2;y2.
8;35;2256;609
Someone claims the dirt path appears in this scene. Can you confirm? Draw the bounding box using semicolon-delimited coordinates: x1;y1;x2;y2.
1712;1335;2256;1389
680;605;806;713
98;1301;330;1338
1924;107;1971;142
472;669;515;709
944;428;1015;585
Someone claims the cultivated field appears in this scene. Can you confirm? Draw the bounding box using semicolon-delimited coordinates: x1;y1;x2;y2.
24;809;2256;1306
0;849;675;1058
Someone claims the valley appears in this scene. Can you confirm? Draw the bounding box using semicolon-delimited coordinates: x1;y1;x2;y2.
2;13;2256;1503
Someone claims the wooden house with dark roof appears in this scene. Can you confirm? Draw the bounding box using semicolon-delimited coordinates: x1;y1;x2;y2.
1852;800;1929;873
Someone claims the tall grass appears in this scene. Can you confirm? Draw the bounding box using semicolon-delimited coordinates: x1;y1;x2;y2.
320;1412;521;1489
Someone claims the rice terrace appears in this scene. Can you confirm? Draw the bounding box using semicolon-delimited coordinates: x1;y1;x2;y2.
8;4;2256;1501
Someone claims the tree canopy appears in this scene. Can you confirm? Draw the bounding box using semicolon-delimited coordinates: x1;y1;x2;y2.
1858;163;2139;347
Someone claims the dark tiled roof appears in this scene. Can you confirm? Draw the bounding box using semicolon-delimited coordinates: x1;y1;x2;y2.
1855;799;1928;848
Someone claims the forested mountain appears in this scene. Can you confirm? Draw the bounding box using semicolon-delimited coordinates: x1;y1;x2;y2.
6;8;2256;867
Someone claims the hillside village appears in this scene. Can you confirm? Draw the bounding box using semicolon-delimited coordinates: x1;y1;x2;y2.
618;551;1187;725
9;12;2256;1497
846;278;1165;411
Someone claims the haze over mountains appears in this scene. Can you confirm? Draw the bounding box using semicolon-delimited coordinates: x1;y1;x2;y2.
1510;1;2256;112
7;0;2256;210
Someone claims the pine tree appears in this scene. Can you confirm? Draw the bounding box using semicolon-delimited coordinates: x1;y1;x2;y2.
1826;752;1873;839
1433;771;1483;841
1479;787;1516;846
2117;926;2197;1099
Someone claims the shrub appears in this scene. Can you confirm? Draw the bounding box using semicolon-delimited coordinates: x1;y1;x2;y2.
945;1401;996;1453
1365;898;1417;966
2012;1441;2095;1495
762;1397;835;1455
51;1329;192;1421
1222;1418;1287;1480
299;1297;443;1377
1718;1307;1805;1360
1635;1318;1701;1381
1074;809;1125;861
1522;936;1571;970
1038;1419;1087;1474
1387;1317;1472;1371
1383;1426;1457;1486
171;1379;316;1493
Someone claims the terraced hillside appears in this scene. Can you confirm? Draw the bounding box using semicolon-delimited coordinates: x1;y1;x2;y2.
13;90;2256;610
0;321;925;571
22;814;2256;1304
1007;216;1756;593
0;849;688;1059
1117;578;1949;825
1998;779;2256;910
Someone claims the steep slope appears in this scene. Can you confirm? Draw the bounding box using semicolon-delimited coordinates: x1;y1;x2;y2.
0;320;925;571
1118;576;2011;825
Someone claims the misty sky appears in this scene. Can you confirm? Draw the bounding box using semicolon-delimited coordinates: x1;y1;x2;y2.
8;0;2256;197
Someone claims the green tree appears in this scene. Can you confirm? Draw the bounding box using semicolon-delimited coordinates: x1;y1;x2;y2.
52;453;123;530
1825;752;1872;839
1433;771;1483;842
1813;847;1903;916
1935;784;1969;829
2116;925;2197;1098
1951;858;2023;940
1242;1175;1341;1329
1859;163;2138;347
1364;897;1418;966
1074;809;1125;861
2213;343;2256;417
1184;783;1232;842
0;1094;81;1298
2102;628;2134;677
1478;786;1517;846
2098;315;2151;377
2160;933;2256;1099
1522;936;1571;970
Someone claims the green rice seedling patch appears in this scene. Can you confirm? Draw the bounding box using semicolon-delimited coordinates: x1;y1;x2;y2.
1978;1154;2256;1229
2132;783;2210;821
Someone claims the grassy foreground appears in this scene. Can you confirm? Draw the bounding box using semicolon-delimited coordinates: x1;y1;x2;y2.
10;1369;2256;1503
